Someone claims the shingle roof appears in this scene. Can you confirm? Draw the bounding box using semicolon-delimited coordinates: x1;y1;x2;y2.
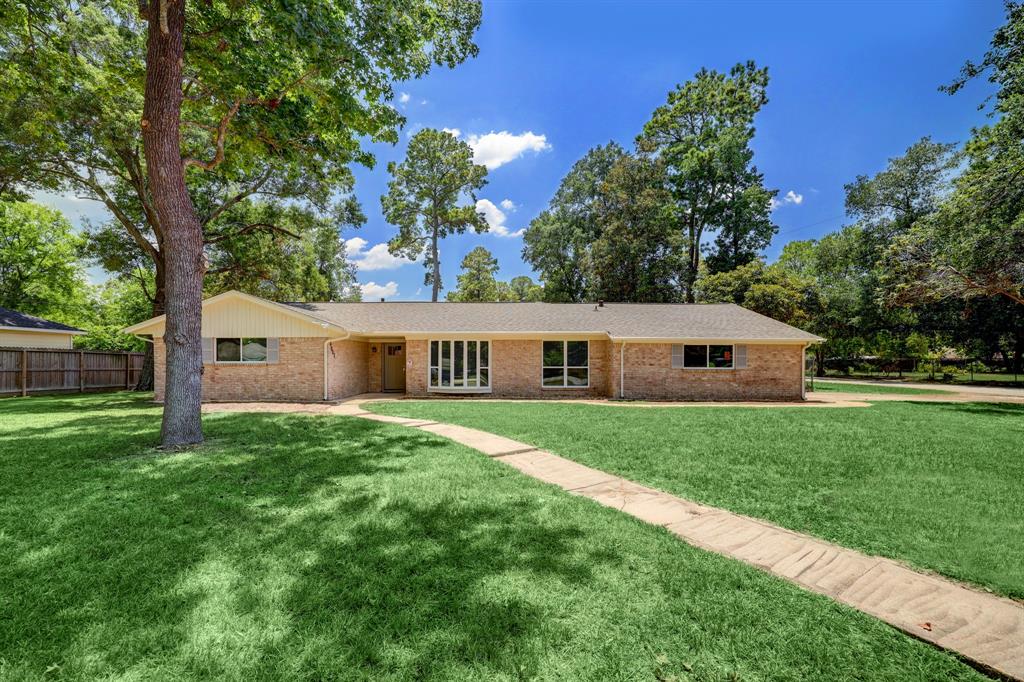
283;301;822;342
0;306;84;333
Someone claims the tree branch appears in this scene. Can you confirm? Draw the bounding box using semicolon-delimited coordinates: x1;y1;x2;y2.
201;168;273;226
203;221;301;245
182;99;241;172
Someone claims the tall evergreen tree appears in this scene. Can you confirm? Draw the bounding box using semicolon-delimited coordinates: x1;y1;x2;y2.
637;62;777;300
383;129;489;302
447;247;500;302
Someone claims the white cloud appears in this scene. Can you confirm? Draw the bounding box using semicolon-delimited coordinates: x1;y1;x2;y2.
500;198;516;211
462;131;551;169
442;127;461;138
345;237;420;271
398;92;411;104
770;189;805;210
361;281;399;300
476;198;524;238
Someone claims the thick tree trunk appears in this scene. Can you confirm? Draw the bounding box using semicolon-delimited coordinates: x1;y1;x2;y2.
134;265;165;391
141;0;205;447
430;229;440;302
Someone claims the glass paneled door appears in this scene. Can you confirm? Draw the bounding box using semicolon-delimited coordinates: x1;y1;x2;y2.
383;343;406;391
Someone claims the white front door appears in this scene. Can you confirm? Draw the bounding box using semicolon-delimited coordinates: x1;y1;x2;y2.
383;343;406;391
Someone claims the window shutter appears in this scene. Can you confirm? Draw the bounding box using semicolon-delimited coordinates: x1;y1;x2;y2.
266;338;280;364
201;337;214;364
735;344;747;369
671;344;683;369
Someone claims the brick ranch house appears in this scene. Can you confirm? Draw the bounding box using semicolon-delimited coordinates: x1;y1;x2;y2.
125;290;823;402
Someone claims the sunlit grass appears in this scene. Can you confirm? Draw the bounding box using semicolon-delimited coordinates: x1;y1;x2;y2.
0;393;987;680
370;398;1024;599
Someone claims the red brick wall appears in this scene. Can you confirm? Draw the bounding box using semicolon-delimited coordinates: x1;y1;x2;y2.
154;336;805;403
405;338;611;398
153;336;325;402
327;339;369;399
614;342;805;401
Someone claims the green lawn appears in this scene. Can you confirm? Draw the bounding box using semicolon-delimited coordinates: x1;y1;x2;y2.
369;399;1024;600
808;380;947;395
0;394;986;681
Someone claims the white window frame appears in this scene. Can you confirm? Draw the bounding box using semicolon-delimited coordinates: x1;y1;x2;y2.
214;337;269;364
427;339;491;393
676;343;736;370
542;340;590;389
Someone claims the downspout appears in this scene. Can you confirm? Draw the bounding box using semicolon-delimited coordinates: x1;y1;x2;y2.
323;329;351;401
619;341;626;399
801;343;808;400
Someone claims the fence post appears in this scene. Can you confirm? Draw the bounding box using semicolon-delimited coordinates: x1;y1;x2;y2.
125;354;131;390
79;350;85;393
20;349;27;397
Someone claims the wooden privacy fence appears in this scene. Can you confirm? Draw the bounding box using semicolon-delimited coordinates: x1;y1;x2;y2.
0;348;145;397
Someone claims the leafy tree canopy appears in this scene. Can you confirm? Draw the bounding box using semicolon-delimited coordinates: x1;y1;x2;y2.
0;201;88;321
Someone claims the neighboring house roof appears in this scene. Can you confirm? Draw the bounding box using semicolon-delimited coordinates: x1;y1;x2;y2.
0;306;85;335
284;301;823;342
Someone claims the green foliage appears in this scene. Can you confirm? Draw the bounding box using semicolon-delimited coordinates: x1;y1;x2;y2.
382;129;488;301
522;143;627;302
66;278;152;352
697;260;817;328
0;201;88;320
503;275;545;302
638;61;777;298
203;201;361;302
447;246;500;302
887;3;1024;306
590;155;682;302
0;0;482;308
448;249;545;302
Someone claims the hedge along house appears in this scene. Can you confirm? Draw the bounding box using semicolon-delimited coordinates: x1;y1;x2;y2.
124;290;823;403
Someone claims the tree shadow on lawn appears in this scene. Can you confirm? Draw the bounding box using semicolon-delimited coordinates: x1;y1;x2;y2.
905;400;1024;418
0;405;618;680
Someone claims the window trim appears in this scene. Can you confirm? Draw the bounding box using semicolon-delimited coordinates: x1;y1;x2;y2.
427;338;492;393
214;337;269;365
541;340;590;389
675;343;736;370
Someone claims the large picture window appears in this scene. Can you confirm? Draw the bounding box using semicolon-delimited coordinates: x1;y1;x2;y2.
542;340;589;388
673;344;734;369
216;338;268;363
430;340;490;390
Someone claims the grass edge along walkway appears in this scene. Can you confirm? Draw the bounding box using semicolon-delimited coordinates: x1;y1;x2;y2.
350;401;1024;681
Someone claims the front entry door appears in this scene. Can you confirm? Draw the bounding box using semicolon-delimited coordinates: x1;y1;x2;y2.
383;343;406;392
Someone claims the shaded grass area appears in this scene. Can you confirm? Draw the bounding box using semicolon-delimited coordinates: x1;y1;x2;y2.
808;381;947;395
0;394;987;681
369;399;1024;600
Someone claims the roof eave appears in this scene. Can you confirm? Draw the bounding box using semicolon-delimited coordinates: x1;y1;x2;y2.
0;325;87;335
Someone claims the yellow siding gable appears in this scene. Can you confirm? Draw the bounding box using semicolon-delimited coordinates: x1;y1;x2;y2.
0;330;76;349
141;297;335;338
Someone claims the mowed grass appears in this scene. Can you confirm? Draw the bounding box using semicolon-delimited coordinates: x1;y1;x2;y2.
0;394;986;681
808;381;948;395
369;399;1024;599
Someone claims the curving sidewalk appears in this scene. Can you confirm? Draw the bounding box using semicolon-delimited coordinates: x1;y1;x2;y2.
207;397;1024;680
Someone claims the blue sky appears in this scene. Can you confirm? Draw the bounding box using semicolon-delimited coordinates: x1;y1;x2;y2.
45;0;1004;300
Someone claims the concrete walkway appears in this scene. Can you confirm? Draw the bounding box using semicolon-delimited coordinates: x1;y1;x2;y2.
207;398;1024;680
